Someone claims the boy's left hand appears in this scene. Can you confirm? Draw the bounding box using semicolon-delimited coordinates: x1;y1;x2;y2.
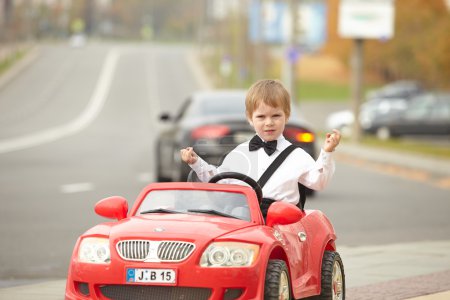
323;129;341;152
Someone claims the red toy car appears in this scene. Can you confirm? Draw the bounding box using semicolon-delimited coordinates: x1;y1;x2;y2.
65;172;345;300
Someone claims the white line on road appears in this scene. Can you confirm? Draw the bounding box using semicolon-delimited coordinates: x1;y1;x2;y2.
0;49;120;154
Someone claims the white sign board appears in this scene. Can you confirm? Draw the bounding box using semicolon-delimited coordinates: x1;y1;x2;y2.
338;0;395;39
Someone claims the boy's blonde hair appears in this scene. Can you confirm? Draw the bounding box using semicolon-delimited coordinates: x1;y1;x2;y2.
245;79;291;119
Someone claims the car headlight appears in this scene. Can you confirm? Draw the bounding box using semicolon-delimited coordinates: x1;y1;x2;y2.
200;242;259;267
78;237;111;264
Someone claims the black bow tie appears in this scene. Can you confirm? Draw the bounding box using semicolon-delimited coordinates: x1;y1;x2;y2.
249;135;277;156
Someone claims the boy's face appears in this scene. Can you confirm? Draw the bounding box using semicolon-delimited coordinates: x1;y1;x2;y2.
248;102;287;142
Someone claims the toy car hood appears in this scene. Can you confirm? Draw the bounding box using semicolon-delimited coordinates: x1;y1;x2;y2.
84;213;257;243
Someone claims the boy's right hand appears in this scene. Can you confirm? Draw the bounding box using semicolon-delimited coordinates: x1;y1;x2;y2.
180;147;198;164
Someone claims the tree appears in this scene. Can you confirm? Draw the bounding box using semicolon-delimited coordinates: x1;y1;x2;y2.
324;0;450;89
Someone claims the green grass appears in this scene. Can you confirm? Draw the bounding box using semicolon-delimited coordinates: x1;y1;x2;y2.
296;80;380;102
0;50;27;76
297;80;350;101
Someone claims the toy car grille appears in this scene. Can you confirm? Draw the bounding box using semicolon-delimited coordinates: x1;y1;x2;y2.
116;240;195;262
100;285;211;300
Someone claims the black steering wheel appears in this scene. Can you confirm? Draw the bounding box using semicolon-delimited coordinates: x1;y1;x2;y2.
208;172;263;204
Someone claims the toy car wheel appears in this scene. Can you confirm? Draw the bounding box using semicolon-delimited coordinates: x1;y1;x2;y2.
264;259;291;300
316;251;345;300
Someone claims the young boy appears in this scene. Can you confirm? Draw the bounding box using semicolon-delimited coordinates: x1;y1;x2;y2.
180;79;340;212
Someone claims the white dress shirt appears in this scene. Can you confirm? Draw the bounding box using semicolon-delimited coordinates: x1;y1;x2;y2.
189;135;335;205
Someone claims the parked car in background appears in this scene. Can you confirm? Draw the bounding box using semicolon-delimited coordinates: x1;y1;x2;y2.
366;80;424;101
363;92;450;140
326;80;427;138
156;90;317;182
326;98;409;137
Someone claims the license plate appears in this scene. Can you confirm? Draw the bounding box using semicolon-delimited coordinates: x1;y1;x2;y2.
126;268;176;284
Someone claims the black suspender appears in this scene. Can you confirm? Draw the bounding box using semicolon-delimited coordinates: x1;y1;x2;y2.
256;145;307;210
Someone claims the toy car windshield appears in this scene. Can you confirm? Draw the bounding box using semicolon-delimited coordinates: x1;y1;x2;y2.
136;190;251;221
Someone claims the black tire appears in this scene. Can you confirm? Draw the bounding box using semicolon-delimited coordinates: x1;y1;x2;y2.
187;170;201;182
155;146;170;182
156;162;171;182
155;158;170;182
314;251;345;300
264;259;291;300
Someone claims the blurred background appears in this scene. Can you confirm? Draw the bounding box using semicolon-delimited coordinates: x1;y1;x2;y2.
2;0;449;90
0;0;449;296
2;0;450;142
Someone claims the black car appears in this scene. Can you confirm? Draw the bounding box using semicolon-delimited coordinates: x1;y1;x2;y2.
155;90;317;182
363;92;450;140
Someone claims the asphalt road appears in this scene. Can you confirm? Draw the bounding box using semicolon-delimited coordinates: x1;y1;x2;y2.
0;42;449;291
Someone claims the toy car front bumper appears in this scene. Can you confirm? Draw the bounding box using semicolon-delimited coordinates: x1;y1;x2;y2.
65;261;265;300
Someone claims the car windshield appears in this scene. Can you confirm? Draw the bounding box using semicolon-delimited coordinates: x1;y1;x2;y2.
137;190;251;221
178;93;301;122
185;95;246;117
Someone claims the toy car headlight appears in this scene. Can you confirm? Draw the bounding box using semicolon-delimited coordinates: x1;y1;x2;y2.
200;242;259;267
78;237;111;264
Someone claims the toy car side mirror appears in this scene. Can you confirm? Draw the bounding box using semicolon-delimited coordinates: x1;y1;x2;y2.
95;196;128;221
266;201;304;227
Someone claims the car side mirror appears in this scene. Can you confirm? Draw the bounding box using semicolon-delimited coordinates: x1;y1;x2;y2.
159;112;172;121
95;196;128;221
266;201;304;227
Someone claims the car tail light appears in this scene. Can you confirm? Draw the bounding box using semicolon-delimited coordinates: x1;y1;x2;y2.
284;127;315;143
191;125;231;140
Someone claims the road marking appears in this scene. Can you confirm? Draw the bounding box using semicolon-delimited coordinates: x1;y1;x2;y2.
60;182;94;194
0;49;120;154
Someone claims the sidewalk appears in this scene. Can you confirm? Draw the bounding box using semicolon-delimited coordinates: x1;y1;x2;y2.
343;241;450;299
0;42;39;90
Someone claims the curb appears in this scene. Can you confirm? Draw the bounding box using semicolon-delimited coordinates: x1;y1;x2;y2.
337;143;450;177
0;45;40;91
347;270;450;300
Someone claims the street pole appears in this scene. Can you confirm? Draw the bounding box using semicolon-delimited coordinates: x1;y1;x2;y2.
254;0;264;80
289;0;299;102
351;38;364;143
